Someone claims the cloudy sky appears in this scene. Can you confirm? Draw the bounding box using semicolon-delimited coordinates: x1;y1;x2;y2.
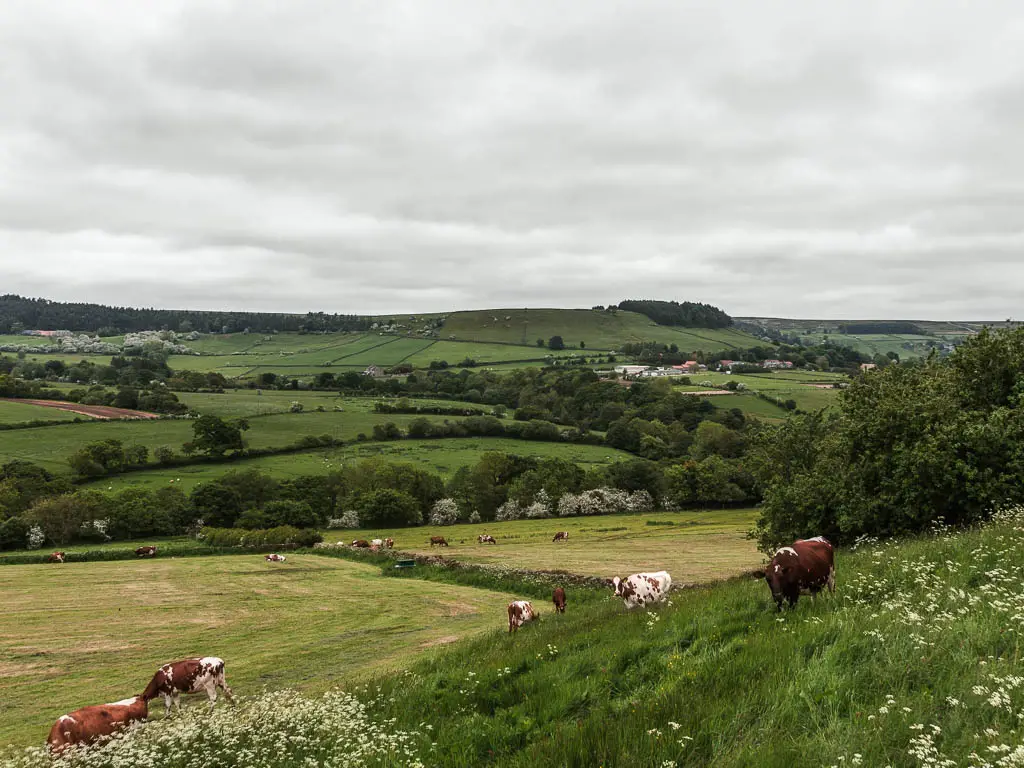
1;1;1022;320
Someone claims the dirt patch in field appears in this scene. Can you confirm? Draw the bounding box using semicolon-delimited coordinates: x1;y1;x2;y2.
0;398;160;419
0;661;61;678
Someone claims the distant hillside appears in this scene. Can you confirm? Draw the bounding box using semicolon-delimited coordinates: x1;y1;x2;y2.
440;308;757;352
0;295;372;335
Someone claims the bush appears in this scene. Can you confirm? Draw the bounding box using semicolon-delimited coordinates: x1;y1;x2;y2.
428;498;460;526
356;489;422;527
262;499;319;529
495;499;523;522
199;526;323;549
327;510;361;529
0;516;29;551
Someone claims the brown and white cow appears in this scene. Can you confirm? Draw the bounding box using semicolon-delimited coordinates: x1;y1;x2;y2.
47;551;66;564
552;531;569;542
370;538;384;548
383;537;394;549
765;536;835;611
507;600;537;633
265;553;286;562
612;571;672;609
142;657;235;715
552;587;566;614
478;534;496;544
429;536;449;547
351;539;370;548
135;546;157;558
47;696;148;753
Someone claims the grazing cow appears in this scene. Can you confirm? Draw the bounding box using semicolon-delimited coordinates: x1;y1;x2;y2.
384;538;394;549
507;600;537;633
47;551;66;564
47;696;148;753
265;553;286;562
135;546;157;558
351;539;370;548
765;536;835;611
478;534;496;544
370;538;384;548
142;657;235;715
552;587;566;614
429;536;449;547
612;571;672;609
552;531;569;542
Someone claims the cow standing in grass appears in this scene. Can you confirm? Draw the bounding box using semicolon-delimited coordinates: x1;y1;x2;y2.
552;587;567;614
265;553;286;562
135;546;157;558
351;540;370;548
612;571;672;609
47;551;65;564
47;696;148;753
765;536;835;611
478;534;496;544
142;657;235;715
507;601;537;633
552;531;569;542
384;538;394;548
430;536;449;547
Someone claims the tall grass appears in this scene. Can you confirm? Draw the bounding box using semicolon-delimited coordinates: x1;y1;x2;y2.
9;513;1024;766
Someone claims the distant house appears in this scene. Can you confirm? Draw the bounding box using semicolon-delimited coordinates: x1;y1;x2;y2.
362;365;385;377
639;367;676;378
673;360;701;373
718;360;738;371
614;365;651;377
762;359;794;370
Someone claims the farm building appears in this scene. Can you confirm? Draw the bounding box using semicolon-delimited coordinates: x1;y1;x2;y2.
362;365;385;377
614;365;651;377
762;359;794;369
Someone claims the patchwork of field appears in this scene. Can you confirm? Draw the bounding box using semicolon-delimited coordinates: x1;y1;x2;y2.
677;370;844;412
0;400;91;424
442;308;758;351
0;555;518;746
336;508;761;582
91;438;635;492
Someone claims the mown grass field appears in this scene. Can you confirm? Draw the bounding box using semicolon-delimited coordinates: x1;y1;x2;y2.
679;371;843;412
0;554;519;747
335;508;760;581
92;438;635;492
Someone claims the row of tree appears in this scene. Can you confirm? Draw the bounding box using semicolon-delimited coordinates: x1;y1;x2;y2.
617;300;733;328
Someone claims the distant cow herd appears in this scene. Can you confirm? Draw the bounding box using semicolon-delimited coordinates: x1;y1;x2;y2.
42;530;836;752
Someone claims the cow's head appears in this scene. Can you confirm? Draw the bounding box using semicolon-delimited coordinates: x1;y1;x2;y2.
764;558;794;607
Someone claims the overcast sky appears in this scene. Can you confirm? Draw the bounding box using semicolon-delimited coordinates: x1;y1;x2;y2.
1;1;1022;320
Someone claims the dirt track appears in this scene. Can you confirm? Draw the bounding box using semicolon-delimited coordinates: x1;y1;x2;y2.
0;398;160;420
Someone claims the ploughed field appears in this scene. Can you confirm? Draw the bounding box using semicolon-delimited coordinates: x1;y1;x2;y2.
334;508;761;582
0;555;517;747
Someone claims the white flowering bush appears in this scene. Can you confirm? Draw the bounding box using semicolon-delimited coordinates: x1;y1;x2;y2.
495;499;523;522
428;498;460;526
557;487;648;516
468;510;481;524
5;689;425;768
26;526;45;550
625;490;654;513
328;510;361;529
524;489;552;519
79;519;111;542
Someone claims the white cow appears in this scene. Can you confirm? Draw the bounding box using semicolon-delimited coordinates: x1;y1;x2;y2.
612;571;672;609
507;601;537;633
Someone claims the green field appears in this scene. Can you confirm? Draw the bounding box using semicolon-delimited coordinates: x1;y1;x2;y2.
91;438;635;492
0;400;92;424
336;508;760;582
442;308;758;351
0;555;518;746
680;371;843;412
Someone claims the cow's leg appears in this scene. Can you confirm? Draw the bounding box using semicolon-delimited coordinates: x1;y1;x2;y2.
204;681;218;709
218;677;235;704
162;693;173;717
828;566;836;594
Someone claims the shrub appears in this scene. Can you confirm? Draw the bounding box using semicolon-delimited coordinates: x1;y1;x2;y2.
524;489;552;519
468;510;481;524
328;510;361;529
356;489;422;527
199;526;323;548
262;499;319;529
428;498;460;526
495;499;523;522
26;525;45;549
0;516;30;551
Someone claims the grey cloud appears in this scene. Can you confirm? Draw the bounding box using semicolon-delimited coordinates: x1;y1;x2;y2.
1;0;1023;319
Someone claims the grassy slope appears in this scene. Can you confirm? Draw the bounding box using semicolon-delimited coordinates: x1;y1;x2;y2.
91;439;635;492
360;515;1024;767
680;371;842;412
334;508;760;581
0;554;518;746
442;309;758;351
